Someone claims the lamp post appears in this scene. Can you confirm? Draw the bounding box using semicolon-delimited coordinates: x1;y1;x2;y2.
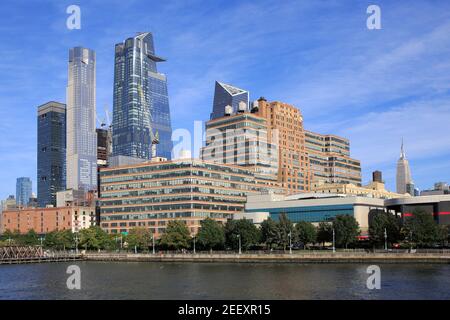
409;230;413;253
288;232;292;255
193;236;196;254
39;237;44;247
237;234;241;255
74;233;79;255
384;228;388;251
332;229;336;253
152;235;155;255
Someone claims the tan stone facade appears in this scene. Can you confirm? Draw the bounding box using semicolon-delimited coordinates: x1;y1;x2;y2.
305;130;361;186
312;181;410;199
201;112;279;186
255;99;311;194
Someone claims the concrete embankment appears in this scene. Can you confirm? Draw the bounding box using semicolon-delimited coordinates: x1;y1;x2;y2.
84;252;450;264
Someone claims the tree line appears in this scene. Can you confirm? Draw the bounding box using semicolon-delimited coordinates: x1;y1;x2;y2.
0;208;448;251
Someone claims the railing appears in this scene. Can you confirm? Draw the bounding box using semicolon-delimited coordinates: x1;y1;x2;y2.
0;246;83;264
84;248;450;256
0;246;44;259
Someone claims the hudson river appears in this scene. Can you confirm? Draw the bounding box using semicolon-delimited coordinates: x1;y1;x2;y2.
0;262;449;299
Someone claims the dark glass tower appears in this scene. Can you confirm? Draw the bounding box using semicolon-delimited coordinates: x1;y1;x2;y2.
37;101;66;207
112;32;173;160
210;81;249;119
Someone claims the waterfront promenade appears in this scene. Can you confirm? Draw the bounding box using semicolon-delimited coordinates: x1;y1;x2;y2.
2;247;450;265
84;250;450;264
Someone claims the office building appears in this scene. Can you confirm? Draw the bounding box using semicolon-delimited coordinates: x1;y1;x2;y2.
112;32;173;160
66;47;97;192
305;130;362;186
98;158;282;236
16;177;32;207
1;195;17;211
210;81;249;120
396;140;414;196
255;98;311;194
0;196;17;234
201;108;279;185
2;206;96;234
96;128;111;168
37;101;66;207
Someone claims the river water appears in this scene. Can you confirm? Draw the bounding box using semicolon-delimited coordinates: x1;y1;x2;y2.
0;262;449;299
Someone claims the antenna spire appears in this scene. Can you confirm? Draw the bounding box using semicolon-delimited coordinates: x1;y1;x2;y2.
400;138;406;159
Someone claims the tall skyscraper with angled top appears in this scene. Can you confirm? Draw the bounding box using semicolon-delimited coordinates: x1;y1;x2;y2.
210;81;249;120
112;32;173;160
396;140;414;196
66;47;97;192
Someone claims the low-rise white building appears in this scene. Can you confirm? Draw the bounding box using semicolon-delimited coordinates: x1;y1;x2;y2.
239;192;385;234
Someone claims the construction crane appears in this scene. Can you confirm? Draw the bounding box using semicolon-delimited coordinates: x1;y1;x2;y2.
96;105;113;157
137;81;159;158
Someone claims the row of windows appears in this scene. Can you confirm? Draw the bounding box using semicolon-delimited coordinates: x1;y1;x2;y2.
100;169;255;184
100;186;248;199
101;203;243;214
100;161;252;177
100;194;245;207
100;211;234;221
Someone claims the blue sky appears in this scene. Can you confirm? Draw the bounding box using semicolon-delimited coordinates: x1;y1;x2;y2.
0;0;450;199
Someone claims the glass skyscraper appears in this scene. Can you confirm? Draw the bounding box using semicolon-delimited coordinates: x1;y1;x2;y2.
112;32;173;160
37;101;66;207
16;177;32;207
66;47;97;192
210;81;249;119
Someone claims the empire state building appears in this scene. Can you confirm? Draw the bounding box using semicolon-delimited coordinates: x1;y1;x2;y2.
396;140;414;196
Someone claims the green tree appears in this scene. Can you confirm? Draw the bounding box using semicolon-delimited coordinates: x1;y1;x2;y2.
127;227;152;251
316;222;333;247
260;218;278;249
403;208;442;247
369;212;402;248
275;213;294;251
333;215;360;249
1;230;14;243
43;231;59;249
225;219;261;250
159;221;191;250
197;218;225;251
43;230;74;250
21;229;40;246
437;225;449;246
294;221;317;249
79;226;111;250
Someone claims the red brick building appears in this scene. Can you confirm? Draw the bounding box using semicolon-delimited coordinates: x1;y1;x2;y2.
1;206;95;234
